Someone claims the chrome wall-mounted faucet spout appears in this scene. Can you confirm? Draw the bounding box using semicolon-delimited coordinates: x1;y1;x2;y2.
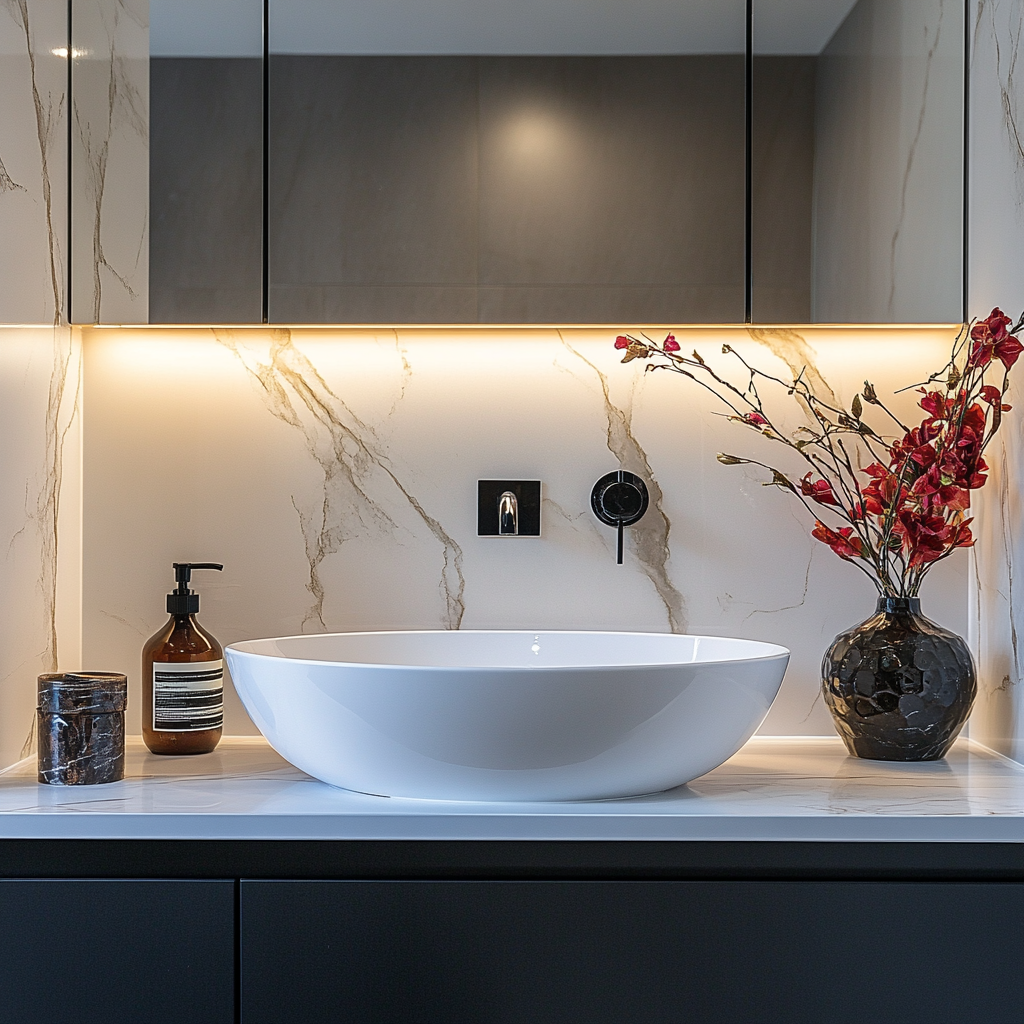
478;480;540;536
498;490;519;536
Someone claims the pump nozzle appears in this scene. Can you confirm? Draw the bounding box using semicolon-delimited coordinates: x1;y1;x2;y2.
168;562;223;615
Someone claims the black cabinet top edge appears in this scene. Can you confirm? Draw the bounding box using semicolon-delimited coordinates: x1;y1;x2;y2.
2;840;1023;881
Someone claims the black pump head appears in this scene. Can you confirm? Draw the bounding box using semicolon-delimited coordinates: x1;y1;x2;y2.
168;562;223;615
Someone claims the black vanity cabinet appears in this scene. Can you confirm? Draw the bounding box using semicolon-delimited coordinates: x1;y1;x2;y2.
0;879;234;1024
240;879;1024;1024
2;843;1024;1024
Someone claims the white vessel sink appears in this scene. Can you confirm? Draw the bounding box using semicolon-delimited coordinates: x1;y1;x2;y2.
225;630;789;801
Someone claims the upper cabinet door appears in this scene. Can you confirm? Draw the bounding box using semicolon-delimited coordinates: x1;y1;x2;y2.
751;0;965;324
266;0;748;325
70;0;263;324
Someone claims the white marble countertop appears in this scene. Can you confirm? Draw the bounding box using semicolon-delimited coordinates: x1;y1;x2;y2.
2;736;1024;841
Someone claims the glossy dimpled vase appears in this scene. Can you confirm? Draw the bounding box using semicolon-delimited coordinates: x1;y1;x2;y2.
822;597;976;761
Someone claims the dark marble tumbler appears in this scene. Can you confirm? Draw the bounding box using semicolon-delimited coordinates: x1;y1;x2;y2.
822;598;976;761
37;672;127;785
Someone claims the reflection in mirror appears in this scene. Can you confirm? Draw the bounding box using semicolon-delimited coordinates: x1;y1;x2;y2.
752;0;964;324
70;0;149;324
70;0;263;324
267;0;747;324
148;0;263;323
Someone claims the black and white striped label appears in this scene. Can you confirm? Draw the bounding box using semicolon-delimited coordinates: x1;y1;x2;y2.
153;660;224;732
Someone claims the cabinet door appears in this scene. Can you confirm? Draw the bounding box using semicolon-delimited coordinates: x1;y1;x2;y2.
750;0;965;323
241;879;1024;1024
266;0;747;325
70;0;264;324
0;879;234;1024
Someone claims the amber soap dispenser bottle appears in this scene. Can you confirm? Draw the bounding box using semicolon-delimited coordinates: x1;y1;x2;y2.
142;562;225;755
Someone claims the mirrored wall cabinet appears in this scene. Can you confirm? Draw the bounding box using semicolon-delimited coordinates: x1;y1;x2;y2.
68;0;965;326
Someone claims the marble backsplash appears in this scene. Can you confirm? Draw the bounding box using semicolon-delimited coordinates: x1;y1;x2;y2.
0;326;82;769
78;325;966;738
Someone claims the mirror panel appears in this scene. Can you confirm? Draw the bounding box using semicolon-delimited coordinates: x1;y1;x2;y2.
266;0;747;324
70;0;263;324
148;0;263;323
752;0;964;324
70;0;149;324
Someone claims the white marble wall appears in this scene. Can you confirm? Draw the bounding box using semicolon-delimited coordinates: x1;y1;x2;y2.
0;0;67;325
967;0;1024;761
0;327;83;769
813;0;964;323
79;326;966;737
69;0;148;324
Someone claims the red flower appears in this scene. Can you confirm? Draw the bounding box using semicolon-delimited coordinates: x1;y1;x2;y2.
890;421;942;467
860;463;906;516
800;472;839;506
910;465;970;511
918;390;953;419
893;509;951;566
978;385;1012;410
812;520;864;560
614;335;630;350
742;412;768;427
663;334;680;353
952;520;975;549
969;308;1023;369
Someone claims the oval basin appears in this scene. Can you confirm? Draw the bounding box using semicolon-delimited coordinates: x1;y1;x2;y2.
225;630;790;801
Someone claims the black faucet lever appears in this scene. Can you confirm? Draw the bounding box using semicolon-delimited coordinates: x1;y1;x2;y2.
590;471;650;564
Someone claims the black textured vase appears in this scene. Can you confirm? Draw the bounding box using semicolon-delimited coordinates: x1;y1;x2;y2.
822;597;976;761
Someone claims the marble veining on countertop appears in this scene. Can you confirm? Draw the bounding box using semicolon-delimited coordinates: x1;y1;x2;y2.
0;736;1022;842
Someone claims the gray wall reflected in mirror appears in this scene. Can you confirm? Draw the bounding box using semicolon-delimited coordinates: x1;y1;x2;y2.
267;55;745;324
266;0;746;325
148;0;263;324
752;0;964;324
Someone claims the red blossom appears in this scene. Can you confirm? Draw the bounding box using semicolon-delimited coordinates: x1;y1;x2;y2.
812;520;864;560
953;520;975;549
611;306;1018;593
919;390;953;419
969;308;1023;369
860;464;907;516
800;472;839;506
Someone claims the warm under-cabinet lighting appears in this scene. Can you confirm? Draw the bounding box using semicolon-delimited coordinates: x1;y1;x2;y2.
83;323;965;332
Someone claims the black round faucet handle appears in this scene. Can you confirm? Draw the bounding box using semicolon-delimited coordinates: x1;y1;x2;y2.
602;480;644;519
591;471;650;528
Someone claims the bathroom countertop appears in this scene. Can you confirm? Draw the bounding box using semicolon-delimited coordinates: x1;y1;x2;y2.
0;735;1023;842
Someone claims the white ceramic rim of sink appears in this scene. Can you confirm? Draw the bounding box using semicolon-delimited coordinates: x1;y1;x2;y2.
226;629;790;672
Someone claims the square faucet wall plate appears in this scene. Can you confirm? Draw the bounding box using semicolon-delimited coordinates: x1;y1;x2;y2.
478;480;541;537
